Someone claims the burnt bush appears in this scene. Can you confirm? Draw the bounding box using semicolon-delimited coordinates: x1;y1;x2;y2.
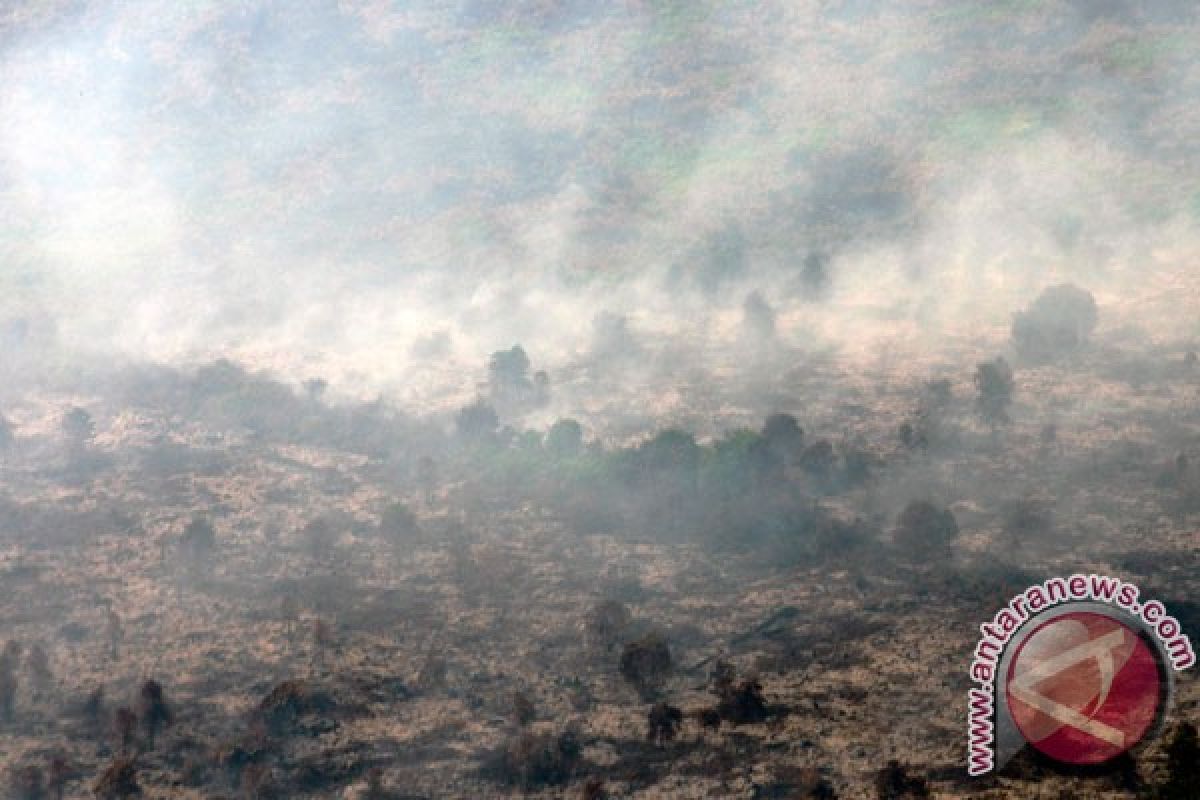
646;702;683;745
585;599;632;651
511;690;536;727
766;766;838;798
137;680;172;746
715;678;770;725
92;756;140;799
873;760;929;799
253;680;336;736
893;501;959;559
483;730;583;789
619;632;672;699
580;776;608;799
1157;722;1200;798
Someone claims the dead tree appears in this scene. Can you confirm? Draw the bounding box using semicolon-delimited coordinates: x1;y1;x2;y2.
92;756;140;799
137;680;172;748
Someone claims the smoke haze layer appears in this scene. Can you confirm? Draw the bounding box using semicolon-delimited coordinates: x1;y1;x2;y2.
2;1;1199;411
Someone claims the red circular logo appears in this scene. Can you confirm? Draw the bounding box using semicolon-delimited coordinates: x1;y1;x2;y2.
1005;611;1162;765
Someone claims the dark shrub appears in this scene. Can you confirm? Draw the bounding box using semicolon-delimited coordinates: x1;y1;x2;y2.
646;702;683;744
619;632;672;699
894;501;959;558
1158;722;1200;798
486;730;582;788
873;760;928;799
716;678;769;725
137;680;172;746
762;412;804;464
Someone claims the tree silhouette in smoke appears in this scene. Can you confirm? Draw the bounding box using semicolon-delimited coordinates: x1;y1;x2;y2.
1011;284;1098;362
762;412;804;466
974;357;1015;426
489;346;532;397
741;290;776;341
545;419;584;459
894;500;959;559
456;399;499;441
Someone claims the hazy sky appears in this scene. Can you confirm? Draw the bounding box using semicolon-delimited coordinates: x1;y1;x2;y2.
2;1;1198;403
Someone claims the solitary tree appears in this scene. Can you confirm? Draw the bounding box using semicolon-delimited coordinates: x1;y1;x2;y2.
545;419;584;459
489;346;532;397
138;680;172;748
974;357;1014;426
416;455;438;503
801;251;830;297
741;290;776;341
761;413;804;465
1011;283;1097;361
179;516;216;572
302;516;337;566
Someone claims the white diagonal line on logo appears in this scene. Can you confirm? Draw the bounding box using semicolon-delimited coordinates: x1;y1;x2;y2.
1009;628;1128;746
1008;683;1125;746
